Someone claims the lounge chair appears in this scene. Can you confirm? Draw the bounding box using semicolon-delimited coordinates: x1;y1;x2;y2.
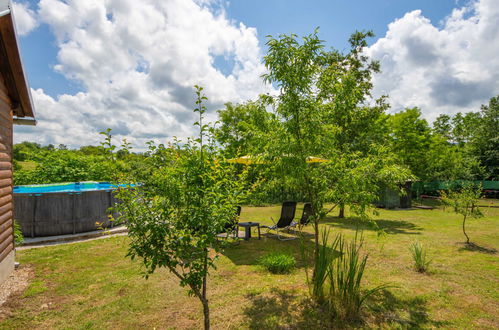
260;201;297;241
292;202;312;228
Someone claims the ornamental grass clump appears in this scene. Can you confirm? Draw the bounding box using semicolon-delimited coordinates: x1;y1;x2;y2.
309;230;389;321
410;241;431;273
259;252;296;274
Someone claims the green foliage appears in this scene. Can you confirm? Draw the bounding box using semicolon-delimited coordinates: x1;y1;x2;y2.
392;108;483;181
441;184;483;244
262;28;412;255
470;96;499;180
13;220;24;246
309;230;389;321
13;150;117;185
113;86;248;330
258;252;296;274
13;129;141;185
388;108;432;180
215;98;277;158
409;241;431;273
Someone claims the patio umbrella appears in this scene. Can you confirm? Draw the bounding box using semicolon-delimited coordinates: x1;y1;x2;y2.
226;155;329;164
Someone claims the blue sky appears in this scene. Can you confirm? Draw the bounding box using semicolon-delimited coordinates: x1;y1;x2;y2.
11;0;499;147
226;0;460;49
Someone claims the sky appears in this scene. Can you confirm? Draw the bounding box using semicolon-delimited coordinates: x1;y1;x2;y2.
10;0;499;148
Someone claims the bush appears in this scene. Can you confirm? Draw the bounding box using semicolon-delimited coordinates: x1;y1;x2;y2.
259;252;296;274
13;220;24;246
410;241;431;273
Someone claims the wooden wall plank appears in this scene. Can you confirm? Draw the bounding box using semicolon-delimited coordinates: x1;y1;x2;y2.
0;226;12;244
0;210;11;226
0;186;12;197
0;169;11;180
0;194;11;208
0;234;12;253
0;242;13;263
0;178;11;187
0;202;12;216
0;219;12;232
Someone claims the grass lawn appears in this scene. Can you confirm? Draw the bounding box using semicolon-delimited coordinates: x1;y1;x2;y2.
2;200;498;329
17;161;37;171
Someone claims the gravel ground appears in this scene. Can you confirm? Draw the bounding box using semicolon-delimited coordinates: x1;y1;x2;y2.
0;265;31;307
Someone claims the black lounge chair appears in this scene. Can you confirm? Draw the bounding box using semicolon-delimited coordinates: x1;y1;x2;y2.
260;201;297;241
292;202;312;228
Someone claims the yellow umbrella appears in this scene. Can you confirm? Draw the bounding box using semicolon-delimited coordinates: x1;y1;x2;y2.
226;155;329;164
226;155;267;165
305;156;329;163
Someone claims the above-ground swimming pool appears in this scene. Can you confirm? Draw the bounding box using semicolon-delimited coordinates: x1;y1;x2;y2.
14;182;128;237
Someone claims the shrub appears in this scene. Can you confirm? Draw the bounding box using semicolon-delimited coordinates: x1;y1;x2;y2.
410;241;431;273
309;230;389;321
13;220;24;246
259;252;296;274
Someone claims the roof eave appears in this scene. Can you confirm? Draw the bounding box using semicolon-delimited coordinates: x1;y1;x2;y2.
0;0;36;121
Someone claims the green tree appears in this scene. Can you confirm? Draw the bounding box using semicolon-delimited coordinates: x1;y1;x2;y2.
13;141;42;161
114;86;247;330
262;29;410;278
388;108;432;180
215;98;277;158
441;184;483;244
451;112;481;146
471;96;499;180
432;114;452;140
425;134;481;181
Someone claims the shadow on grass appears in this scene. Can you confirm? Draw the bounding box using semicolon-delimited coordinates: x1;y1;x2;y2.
369;289;450;328
322;216;423;235
243;288;447;329
243;288;330;329
458;242;497;254
221;233;318;267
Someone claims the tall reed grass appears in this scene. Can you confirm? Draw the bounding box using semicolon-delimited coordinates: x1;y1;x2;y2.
410;241;431;273
308;230;389;321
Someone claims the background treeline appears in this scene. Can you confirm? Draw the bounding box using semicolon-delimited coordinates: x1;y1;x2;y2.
13;95;498;196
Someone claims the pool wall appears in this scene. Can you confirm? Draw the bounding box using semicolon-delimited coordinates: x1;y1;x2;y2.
14;189;119;237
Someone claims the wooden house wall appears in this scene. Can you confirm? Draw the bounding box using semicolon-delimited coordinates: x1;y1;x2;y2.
0;73;13;264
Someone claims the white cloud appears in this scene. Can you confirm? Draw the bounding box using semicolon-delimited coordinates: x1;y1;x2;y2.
15;0;272;148
12;1;38;36
367;0;499;122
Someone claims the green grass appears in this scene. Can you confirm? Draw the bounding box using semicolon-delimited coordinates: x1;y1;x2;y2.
2;200;498;329
17;161;37;171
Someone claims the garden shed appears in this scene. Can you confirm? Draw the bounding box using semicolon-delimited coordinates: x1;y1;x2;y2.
0;0;36;283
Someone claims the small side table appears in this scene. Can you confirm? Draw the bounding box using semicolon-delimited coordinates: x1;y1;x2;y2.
237;222;261;241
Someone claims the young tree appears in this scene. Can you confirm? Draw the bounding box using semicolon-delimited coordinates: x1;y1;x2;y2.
114;86;246;330
441;184;483;244
262;30;410;273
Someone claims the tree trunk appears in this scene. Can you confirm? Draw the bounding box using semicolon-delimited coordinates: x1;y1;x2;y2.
338;205;345;218
202;252;210;330
462;215;470;244
201;297;210;330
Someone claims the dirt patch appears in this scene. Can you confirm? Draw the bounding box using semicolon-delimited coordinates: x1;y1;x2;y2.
0;265;33;317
